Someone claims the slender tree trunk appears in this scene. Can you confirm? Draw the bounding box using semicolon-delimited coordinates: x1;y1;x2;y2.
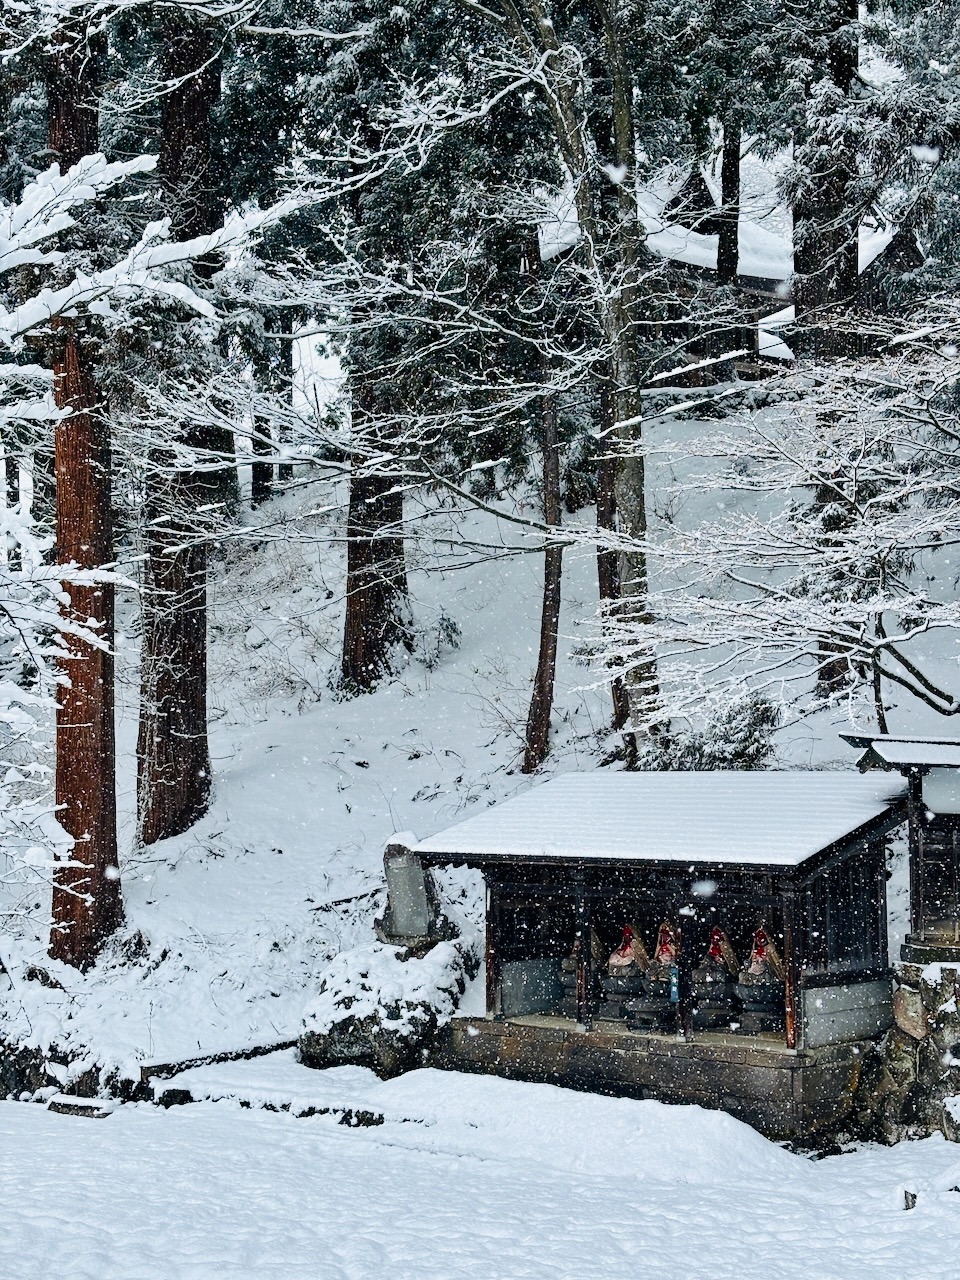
47;25;122;967
137;17;220;844
340;451;408;693
596;386;630;728
212;330;240;518
717;114;741;287
5;440;20;571
522;287;563;773
277;324;295;484
872;615;889;734
250;422;273;505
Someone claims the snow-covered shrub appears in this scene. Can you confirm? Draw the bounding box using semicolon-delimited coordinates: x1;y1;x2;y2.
300;938;476;1077
412;606;462;671
633;694;781;771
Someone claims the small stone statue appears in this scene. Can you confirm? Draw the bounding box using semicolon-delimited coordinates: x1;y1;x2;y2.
625;921;681;1032
607;925;651;979
692;927;739;1030
596;925;649;1019
652;921;680;970
735;924;786;1033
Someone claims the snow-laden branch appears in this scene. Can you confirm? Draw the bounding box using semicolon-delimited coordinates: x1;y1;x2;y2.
1;190;305;344
570;320;960;729
0;154;155;268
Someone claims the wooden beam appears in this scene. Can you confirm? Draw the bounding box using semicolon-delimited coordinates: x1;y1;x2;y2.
907;770;922;940
485;877;501;1019
782;884;801;1051
873;838;890;969
574;869;592;1031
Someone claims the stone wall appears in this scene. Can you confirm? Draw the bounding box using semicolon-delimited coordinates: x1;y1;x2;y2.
853;964;960;1142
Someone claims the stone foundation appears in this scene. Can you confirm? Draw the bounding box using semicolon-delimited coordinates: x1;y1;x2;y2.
430;1014;873;1142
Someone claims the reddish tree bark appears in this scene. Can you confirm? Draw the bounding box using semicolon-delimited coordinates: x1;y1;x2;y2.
47;26;123;967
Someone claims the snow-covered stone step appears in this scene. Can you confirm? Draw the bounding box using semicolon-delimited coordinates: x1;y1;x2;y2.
150;1048;386;1123
47;1093;117;1119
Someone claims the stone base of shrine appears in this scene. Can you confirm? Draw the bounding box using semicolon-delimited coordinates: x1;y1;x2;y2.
431;1014;873;1141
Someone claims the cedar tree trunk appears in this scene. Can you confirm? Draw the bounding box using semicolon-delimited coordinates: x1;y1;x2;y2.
48;26;123;967
792;0;860;355
137;18;221;844
594;0;659;727
340;451;409;693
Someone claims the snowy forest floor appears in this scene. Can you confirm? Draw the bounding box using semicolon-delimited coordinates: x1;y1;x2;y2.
4;1064;960;1279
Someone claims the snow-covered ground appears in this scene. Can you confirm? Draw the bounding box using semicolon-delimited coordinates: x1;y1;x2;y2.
4;1065;960;1279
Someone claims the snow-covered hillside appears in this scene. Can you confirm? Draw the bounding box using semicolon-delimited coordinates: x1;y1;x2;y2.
0;485;619;1076
1;444;923;1078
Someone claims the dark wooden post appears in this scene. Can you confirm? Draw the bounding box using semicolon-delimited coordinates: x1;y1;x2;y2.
574;869;592;1030
873;838;889;966
782;883;801;1051
485;877;501;1019
907;769;923;940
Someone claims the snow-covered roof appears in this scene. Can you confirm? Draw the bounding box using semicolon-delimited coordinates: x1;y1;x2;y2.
411;771;906;869
871;742;960;768
842;734;960;769
538;164;894;285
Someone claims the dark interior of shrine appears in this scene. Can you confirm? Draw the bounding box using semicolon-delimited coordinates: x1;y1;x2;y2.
485;844;889;1049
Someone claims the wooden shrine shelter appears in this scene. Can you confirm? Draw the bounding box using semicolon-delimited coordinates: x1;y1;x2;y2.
396;770;910;1139
845;734;960;965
